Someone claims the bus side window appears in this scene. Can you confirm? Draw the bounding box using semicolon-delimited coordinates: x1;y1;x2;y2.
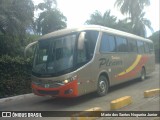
128;39;137;53
144;42;150;53
85;31;99;58
148;43;154;54
100;33;116;53
137;40;145;54
115;36;128;52
77;30;99;64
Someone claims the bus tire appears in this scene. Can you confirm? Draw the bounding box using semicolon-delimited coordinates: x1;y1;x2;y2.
96;75;109;97
140;67;146;81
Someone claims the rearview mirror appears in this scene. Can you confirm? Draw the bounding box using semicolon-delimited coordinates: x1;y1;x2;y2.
24;41;37;58
78;32;86;50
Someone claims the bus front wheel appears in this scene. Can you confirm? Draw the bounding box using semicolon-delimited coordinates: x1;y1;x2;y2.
96;75;109;97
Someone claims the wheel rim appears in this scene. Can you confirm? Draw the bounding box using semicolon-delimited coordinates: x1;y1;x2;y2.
141;69;146;80
99;81;106;93
141;74;145;80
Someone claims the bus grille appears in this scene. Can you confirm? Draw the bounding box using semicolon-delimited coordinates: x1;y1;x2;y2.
33;80;64;88
37;90;59;95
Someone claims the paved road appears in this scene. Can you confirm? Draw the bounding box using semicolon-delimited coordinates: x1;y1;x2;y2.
0;64;159;120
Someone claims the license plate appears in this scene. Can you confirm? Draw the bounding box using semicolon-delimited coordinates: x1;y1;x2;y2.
45;84;50;88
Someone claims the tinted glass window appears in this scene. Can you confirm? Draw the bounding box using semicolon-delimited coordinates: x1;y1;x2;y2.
144;42;149;53
77;30;99;64
33;34;77;75
115;36;128;52
85;30;99;56
108;35;116;52
137;41;145;54
100;33;116;53
128;39;137;52
148;43;154;53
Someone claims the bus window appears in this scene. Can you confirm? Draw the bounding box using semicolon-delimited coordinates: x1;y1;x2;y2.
128;39;137;53
137;41;145;54
144;42;150;53
35;40;50;65
100;33;116;53
115;36;128;52
148;43;154;54
85;30;99;58
77;30;99;64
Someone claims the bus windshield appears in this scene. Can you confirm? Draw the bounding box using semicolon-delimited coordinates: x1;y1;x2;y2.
32;30;99;77
33;34;77;76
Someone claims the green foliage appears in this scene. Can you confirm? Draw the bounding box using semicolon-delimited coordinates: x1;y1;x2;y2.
0;55;32;98
114;0;150;19
149;30;160;63
34;0;67;35
35;9;67;35
86;10;117;29
149;30;160;50
0;0;34;37
0;35;23;56
114;0;153;37
0;34;40;57
85;10;133;33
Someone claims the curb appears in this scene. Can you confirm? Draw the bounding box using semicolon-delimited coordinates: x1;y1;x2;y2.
71;107;102;120
0;93;33;103
110;96;132;110
144;88;160;98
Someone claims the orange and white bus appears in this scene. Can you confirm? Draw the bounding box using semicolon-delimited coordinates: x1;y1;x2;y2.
25;25;155;97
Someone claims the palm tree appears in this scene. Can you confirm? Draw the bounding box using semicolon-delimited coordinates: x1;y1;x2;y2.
114;0;152;37
86;10;117;29
35;0;67;35
114;0;150;21
116;19;133;33
132;12;153;37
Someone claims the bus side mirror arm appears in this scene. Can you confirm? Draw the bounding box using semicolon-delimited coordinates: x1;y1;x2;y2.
24;41;37;58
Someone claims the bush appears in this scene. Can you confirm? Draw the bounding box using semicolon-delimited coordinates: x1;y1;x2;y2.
0;55;32;98
155;49;160;63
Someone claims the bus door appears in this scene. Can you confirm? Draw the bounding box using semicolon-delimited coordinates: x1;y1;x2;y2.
77;31;99;94
76;32;93;94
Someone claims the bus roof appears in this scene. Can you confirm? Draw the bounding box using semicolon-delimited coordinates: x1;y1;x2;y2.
39;25;152;43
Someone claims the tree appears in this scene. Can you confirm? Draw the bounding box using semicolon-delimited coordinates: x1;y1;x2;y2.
116;19;132;33
114;0;153;37
149;30;160;50
86;10;117;29
114;0;150;21
35;0;67;35
0;0;34;37
0;0;35;56
132;12;153;37
149;30;160;63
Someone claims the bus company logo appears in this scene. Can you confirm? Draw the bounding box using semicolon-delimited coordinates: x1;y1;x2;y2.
99;58;123;68
45;84;50;88
2;112;11;117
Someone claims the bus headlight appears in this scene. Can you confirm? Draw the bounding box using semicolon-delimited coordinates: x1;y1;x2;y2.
63;76;77;84
63;80;69;84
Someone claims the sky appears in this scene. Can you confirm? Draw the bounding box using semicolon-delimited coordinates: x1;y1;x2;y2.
34;0;160;37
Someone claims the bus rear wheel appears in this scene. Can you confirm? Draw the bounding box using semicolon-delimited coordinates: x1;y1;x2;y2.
96;75;109;97
140;67;146;80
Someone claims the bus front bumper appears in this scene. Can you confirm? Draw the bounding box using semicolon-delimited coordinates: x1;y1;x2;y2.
31;80;78;97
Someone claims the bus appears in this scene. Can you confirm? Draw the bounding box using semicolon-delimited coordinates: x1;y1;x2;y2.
25;25;155;97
